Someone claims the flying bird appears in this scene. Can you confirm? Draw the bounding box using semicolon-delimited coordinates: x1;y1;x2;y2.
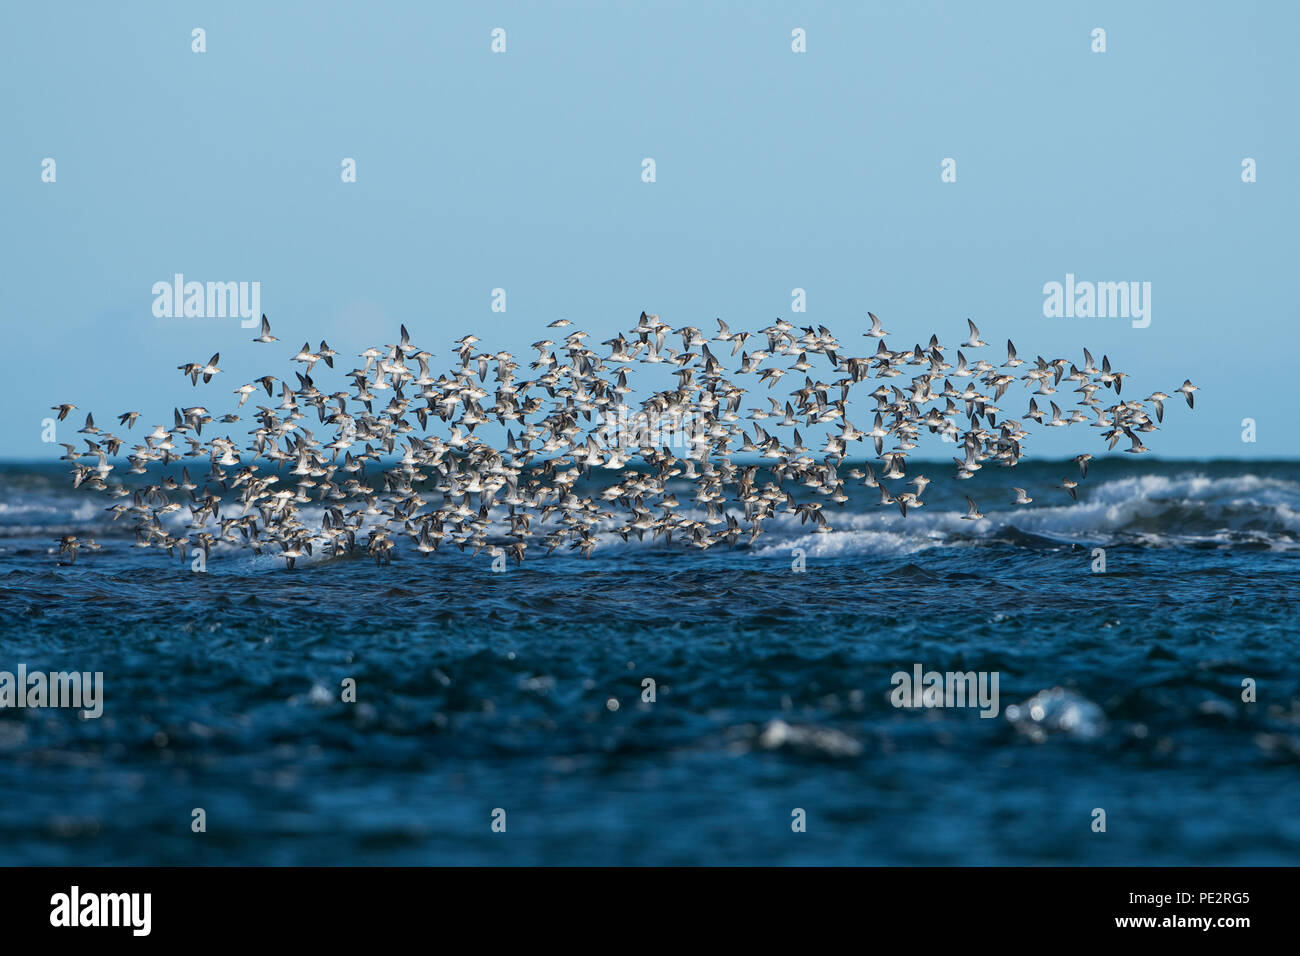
50;308;1196;569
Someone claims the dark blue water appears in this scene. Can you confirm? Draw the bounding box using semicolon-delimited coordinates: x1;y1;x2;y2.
1;459;1297;864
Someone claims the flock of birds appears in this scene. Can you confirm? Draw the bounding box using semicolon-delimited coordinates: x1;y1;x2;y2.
50;312;1197;568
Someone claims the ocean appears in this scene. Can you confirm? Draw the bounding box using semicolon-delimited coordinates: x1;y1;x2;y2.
0;457;1297;865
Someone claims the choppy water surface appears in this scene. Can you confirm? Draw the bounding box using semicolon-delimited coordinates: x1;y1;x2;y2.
1;458;1298;864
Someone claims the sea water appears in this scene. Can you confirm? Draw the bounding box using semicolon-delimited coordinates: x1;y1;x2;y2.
0;458;1297;864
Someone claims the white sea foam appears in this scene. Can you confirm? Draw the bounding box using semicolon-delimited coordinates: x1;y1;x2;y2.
6;471;1299;561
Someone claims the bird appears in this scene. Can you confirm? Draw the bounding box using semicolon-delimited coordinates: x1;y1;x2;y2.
50;309;1196;569
1177;379;1198;408
56;534;89;565
252;314;277;343
178;354;221;385
199;354;221;383
291;342;321;371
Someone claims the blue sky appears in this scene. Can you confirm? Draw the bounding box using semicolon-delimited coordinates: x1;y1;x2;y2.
2;0;1296;459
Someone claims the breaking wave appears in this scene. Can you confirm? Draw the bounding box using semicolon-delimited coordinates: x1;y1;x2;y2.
5;462;1296;560
743;470;1300;557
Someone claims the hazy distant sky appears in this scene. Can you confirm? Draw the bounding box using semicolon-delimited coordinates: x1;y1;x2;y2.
3;1;1297;459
